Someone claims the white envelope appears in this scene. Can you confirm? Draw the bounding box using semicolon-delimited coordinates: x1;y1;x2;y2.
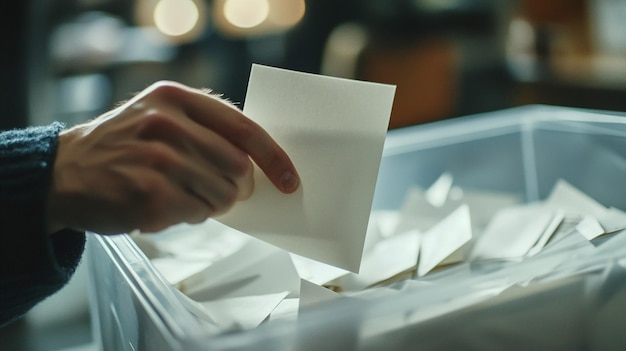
216;64;396;272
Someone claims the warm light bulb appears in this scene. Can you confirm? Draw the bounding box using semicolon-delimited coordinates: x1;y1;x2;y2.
269;0;306;27
223;0;270;29
154;0;200;36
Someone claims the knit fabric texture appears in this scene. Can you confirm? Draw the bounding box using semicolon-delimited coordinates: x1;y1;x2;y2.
0;122;85;327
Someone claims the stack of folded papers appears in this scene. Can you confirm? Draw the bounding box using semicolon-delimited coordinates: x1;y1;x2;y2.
131;176;626;335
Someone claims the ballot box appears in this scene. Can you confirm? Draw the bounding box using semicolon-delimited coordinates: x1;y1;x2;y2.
87;105;626;351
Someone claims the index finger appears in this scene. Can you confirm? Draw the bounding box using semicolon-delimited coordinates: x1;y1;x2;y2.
158;82;300;194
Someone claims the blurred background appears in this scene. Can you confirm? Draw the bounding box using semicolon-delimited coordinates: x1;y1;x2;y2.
2;0;626;132
1;0;626;350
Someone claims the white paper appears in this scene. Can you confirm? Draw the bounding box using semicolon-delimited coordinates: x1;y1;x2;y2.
344;286;399;300
527;210;565;256
216;64;396;272
425;172;453;207
329;229;419;291
451;189;522;234
362;212;388;255
182;236;300;300
393;187;457;235
406;284;512;325
299;279;341;309
151;257;212;286
469;204;555;261
374;210;401;238
356;231;419;286
418;204;472;276
393;182;518;239
537;228;593;257
138;220;248;262
289;253;349;286
169;286;222;333
576;215;606;240
199;291;289;330
598;207;626;234
545;179;608;218
268;298;300;321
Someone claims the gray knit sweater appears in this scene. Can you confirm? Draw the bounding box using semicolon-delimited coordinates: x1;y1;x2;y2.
0;122;85;327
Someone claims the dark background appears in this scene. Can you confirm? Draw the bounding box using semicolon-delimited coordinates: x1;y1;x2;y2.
2;0;626;132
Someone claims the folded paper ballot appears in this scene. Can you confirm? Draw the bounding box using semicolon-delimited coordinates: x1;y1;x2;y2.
215;64;396;273
417;204;472;276
128;64;626;337
181;230;300;300
134;176;626;335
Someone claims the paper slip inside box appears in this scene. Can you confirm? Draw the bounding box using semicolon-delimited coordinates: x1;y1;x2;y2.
216;64;396;272
417;204;472;277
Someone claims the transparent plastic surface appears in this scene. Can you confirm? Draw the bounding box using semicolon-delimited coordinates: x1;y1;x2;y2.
87;105;626;350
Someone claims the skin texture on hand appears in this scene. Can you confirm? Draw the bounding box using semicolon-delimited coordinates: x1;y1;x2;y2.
46;81;299;235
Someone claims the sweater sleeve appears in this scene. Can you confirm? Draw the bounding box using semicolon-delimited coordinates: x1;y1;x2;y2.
0;122;86;327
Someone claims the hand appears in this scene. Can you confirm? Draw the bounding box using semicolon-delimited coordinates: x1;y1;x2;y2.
46;81;299;235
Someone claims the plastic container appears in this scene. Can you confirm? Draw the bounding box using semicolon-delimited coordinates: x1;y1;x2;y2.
87;105;626;351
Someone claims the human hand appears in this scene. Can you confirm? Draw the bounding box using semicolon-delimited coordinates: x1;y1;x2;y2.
46;81;299;235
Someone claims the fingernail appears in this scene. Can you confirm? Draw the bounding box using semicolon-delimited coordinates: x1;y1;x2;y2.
280;171;299;192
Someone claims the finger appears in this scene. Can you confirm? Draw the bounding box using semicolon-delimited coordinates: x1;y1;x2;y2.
131;140;251;214
153;82;300;193
138;177;214;232
131;103;255;187
194;95;300;194
180;156;254;213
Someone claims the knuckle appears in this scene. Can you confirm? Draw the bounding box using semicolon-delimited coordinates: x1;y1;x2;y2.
137;109;176;133
141;141;183;172
138;147;166;173
148;80;186;98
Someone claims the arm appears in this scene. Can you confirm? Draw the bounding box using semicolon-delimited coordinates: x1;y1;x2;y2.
47;81;300;235
1;81;300;326
0;122;85;327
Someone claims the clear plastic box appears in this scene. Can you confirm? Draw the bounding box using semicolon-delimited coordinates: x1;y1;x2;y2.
87;105;626;351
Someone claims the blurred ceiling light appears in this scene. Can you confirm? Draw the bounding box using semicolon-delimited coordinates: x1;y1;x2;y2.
214;0;305;37
223;0;270;29
154;0;200;36
135;0;207;44
269;0;306;27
